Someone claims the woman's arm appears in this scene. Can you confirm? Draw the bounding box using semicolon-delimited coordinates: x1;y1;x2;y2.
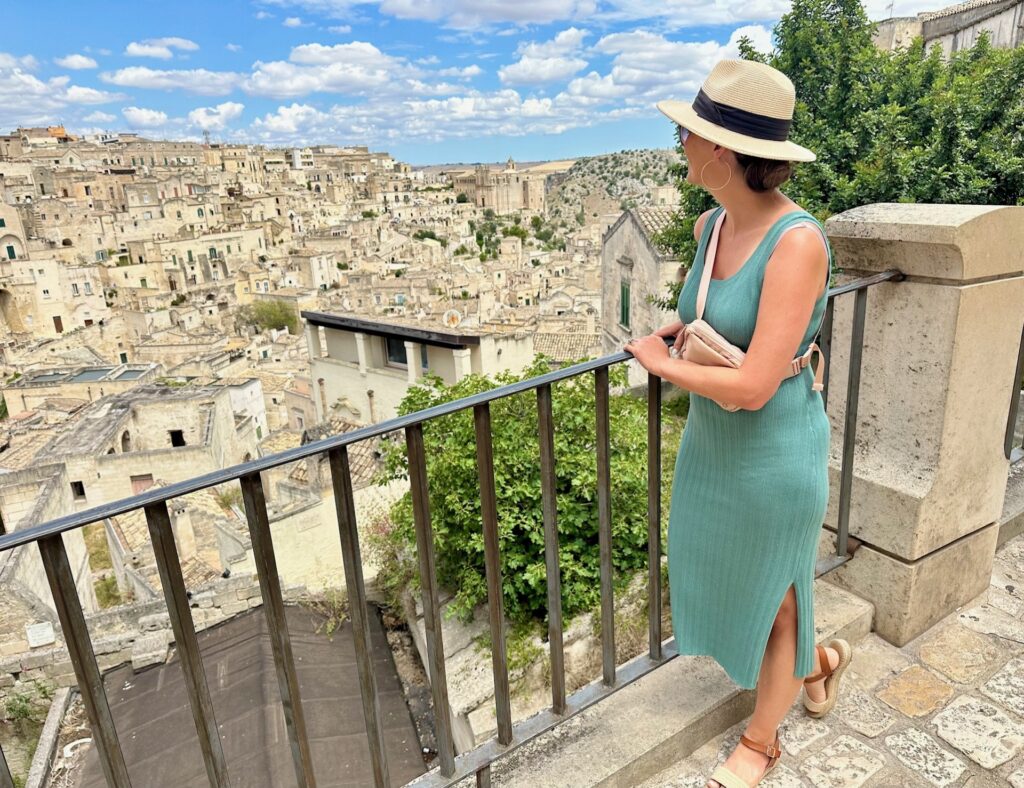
637;227;827;410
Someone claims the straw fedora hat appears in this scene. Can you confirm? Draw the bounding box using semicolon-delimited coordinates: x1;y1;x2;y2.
657;59;816;162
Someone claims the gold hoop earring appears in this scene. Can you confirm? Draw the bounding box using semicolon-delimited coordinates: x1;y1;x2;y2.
700;159;733;191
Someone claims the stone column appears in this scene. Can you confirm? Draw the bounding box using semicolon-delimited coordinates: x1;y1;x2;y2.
404;340;421;384
823;203;1024;646
304;322;321;360
453;347;473;382
354;331;368;375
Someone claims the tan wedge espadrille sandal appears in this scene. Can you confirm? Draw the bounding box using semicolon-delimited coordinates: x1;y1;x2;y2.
706;730;781;788
802;638;852;718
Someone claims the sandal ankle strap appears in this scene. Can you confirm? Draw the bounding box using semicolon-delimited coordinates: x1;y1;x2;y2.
739;732;781;761
802;644;833;684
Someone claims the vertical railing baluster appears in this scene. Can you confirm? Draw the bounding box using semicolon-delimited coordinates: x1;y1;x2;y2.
837;288;868;560
38;534;132;787
821;297;835;411
405;423;456;776
238;473;317;788
647;372;662;661
595;366;615;686
327;447;390;788
536;383;566;715
145;502;229;787
1;741;15;788
473;403;513;746
476;764;492;787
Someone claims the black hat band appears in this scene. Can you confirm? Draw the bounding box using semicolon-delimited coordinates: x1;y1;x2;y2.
692;88;792;142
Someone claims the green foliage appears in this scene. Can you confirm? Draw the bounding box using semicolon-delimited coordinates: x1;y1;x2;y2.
454;244;469;255
374;358;658;627
361;209;378;218
337;261;350;270
655;2;1024;310
456;192;470;203
170;293;186;306
501;224;528;240
95;575;123;608
483;208;496;220
237;300;298;334
530;215;543;231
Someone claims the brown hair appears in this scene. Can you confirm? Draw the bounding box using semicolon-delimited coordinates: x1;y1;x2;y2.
732;151;793;192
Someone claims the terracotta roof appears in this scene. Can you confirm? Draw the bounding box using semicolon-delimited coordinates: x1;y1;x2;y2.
633;207;677;241
921;0;1009;19
533;332;603;363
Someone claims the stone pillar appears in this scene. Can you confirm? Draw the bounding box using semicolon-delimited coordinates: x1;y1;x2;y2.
354;331;368;374
404;340;421;384
453;347;473;382
304;322;321;360
170;504;197;562
823;203;1024;646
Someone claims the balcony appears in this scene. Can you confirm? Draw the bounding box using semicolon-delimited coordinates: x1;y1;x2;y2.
1;204;1022;788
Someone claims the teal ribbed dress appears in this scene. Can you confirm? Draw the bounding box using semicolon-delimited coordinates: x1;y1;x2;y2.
668;205;833;690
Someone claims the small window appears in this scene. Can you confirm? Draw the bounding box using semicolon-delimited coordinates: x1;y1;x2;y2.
119;352;128;363
0;218;5;228
84;282;92;295
619;280;631;329
169;430;186;447
71;283;80;296
70;481;86;500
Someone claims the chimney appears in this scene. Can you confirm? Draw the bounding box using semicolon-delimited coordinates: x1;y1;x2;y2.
170;504;197;562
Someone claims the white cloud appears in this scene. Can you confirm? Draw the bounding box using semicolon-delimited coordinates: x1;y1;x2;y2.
438;64;482;79
55;54;98;70
84;111;116;123
188;101;245;131
498;27;589;86
328;25;352;33
124;37;199;59
259;0;597;28
255;10;274;19
499;55;587;85
65;85;124;104
0;53;39;70
516;26;589;57
122;106;169;128
0;52;123;125
226;43;243;52
101;66;243;95
284;16;305;27
252;103;329;135
243;41;424;98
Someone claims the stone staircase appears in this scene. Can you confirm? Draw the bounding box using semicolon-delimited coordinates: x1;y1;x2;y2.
452;533;875;787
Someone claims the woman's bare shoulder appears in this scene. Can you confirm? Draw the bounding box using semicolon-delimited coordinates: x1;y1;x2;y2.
692;208;718;243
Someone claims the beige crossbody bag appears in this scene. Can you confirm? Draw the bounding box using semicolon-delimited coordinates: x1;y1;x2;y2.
679;209;828;412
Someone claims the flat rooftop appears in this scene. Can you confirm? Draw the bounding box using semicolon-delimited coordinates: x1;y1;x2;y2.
78;605;426;787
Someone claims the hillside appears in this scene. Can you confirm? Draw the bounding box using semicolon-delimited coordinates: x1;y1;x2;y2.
546;148;682;225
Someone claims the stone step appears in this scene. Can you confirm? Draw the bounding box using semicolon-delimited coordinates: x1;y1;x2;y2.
998;461;1024;548
451;578;873;788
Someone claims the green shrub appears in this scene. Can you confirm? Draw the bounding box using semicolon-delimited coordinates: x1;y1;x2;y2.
374;358;657;627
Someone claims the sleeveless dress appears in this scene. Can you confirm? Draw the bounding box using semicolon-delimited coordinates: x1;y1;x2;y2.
667;205;833;690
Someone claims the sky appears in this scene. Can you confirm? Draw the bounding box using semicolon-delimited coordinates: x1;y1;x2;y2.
2;0;933;165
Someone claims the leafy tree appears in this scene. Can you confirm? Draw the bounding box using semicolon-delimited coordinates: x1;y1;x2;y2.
237;300;298;334
373;358;669;625
502;224;528;240
456;192;470;203
654;1;1024;310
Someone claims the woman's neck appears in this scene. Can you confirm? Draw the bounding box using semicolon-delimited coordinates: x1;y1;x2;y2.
716;188;795;235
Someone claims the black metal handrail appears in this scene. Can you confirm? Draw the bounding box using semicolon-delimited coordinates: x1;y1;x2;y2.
0;269;902;788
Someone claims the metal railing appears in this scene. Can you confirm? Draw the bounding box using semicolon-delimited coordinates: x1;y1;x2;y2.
1006;321;1024;465
0;270;902;788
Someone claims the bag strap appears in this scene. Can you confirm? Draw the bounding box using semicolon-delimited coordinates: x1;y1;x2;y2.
695;207;726;321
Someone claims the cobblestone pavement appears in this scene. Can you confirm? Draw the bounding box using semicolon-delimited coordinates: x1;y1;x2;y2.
640;531;1024;787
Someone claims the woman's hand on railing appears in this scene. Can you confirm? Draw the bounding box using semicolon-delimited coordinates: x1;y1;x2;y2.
652;320;686;357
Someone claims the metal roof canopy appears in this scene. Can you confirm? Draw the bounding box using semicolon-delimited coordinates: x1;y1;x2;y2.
302;311;481;349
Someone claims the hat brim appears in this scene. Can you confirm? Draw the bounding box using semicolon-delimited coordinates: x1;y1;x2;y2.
657;99;816;163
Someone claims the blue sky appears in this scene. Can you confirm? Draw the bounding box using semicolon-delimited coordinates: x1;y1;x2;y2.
2;0;922;165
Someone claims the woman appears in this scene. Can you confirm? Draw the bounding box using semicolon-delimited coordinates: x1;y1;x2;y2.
624;59;853;788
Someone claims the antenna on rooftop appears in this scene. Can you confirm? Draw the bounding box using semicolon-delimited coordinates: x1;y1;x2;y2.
203;130;211;147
